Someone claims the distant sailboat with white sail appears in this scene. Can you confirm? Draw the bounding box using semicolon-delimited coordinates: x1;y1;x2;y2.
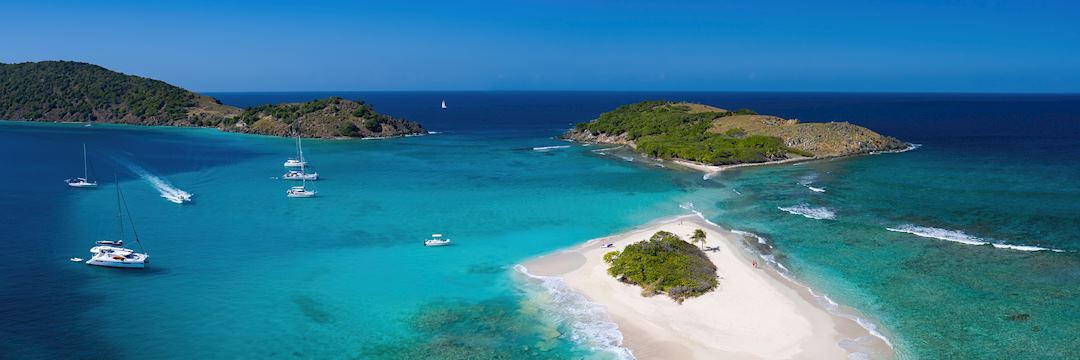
66;144;98;188
441;100;447;109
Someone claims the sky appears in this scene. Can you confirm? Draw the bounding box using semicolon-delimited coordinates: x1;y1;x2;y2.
3;0;1079;92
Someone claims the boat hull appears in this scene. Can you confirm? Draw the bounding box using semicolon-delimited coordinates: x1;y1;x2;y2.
86;259;146;268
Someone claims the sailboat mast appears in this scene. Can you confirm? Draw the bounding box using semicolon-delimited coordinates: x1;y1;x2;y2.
116;178;145;253
115;175;123;242
83;144;88;179
298;135;305;163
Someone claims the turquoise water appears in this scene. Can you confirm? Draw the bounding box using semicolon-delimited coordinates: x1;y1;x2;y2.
2;92;1079;359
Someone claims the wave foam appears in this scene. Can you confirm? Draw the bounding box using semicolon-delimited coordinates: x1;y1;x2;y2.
533;145;571;151
778;204;835;220
514;265;635;360
886;225;1064;252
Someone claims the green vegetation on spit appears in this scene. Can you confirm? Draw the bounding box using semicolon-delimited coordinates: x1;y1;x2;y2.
603;231;718;303
572;101;809;165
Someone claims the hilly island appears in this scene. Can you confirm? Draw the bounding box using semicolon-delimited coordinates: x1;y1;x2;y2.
565;100;908;169
0;61;424;138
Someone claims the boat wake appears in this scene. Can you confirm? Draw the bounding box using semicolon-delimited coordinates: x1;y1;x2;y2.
120;161;193;204
886;224;1065;252
802;183;826;193
778;204;835;220
514;265;635;360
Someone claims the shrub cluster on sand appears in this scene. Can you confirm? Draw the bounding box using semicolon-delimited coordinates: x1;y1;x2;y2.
603;230;718;303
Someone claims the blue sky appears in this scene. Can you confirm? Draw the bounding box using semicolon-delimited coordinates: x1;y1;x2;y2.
4;0;1079;92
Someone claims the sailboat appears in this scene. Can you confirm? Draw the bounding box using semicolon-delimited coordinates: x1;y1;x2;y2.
441;100;447;109
284;134;309;168
286;163;317;198
86;178;149;269
66;144;98;188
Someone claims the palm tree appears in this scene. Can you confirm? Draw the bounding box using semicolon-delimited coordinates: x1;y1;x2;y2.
691;229;706;250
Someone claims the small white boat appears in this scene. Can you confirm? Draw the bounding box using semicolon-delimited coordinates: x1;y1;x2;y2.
163;191;193;204
424;234;452;247
70;257;84;262
282;170;319;181
66;144;98;188
283;159;307;168
441;100;447;109
286;185;316;198
86;180;150;269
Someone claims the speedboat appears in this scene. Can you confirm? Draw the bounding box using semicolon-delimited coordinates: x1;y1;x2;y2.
66;144;98;188
424;234;452;247
286;185;316;198
282;170;319;181
163;191;193;204
86;245;149;268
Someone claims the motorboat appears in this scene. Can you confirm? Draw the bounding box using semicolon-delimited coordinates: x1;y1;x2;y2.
424;234;452;247
66;144;98;188
163;191;193;204
282;170;319;181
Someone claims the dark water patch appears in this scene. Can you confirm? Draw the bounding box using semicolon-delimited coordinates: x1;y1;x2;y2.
293;294;334;324
466;263;509;275
358;298;579;360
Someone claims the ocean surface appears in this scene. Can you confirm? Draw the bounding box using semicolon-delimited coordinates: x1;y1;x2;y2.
1;92;1078;359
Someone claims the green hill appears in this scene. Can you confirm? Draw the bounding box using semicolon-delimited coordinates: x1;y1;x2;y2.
565;100;907;166
0;61;424;138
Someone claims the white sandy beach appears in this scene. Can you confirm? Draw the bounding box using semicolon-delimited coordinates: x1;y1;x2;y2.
522;215;892;359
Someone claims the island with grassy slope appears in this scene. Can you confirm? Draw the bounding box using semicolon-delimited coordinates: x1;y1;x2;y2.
0;61;424;138
564;100;908;171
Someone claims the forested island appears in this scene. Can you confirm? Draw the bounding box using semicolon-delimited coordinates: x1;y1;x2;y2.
0;61;424;138
603;230;718;303
565;101;907;167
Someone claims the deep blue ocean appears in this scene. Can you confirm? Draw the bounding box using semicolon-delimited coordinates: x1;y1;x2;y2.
1;92;1077;359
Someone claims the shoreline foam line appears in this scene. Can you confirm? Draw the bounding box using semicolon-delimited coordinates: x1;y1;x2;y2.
513;265;636;360
886;224;1066;252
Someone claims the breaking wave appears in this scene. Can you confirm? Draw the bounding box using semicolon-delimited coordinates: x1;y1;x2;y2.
514;265;635;360
533;145;571;151
886;225;1065;252
778;204;836;220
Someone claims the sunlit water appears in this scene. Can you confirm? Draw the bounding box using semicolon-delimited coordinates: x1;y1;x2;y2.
1;92;1077;359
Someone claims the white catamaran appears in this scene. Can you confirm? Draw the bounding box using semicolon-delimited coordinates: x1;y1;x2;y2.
66;144;98;188
86;178;149;269
286;164;317;198
284;134;309;168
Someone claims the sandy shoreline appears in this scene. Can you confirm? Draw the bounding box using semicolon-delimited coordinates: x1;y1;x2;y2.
520;215;893;359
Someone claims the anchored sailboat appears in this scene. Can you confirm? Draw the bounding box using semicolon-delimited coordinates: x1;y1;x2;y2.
86;178;149;269
284;133;309;168
66;144;98;188
286;163;317;198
